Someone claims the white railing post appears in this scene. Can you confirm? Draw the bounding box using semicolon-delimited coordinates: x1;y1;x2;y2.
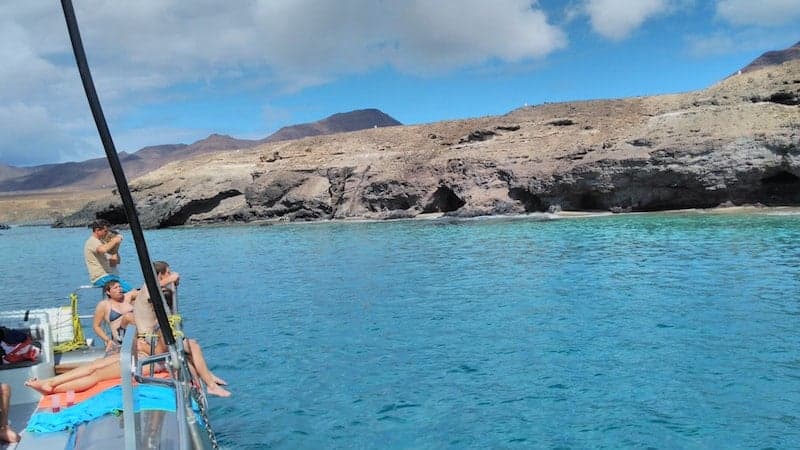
120;324;138;449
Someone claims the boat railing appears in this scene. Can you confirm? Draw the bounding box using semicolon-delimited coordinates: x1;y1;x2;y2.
120;323;138;449
120;323;198;450
120;324;217;449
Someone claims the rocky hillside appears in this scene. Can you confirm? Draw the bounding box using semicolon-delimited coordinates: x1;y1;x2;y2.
58;49;800;229
0;109;400;192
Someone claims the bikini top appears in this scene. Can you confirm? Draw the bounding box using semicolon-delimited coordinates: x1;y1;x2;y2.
106;301;132;344
109;308;123;323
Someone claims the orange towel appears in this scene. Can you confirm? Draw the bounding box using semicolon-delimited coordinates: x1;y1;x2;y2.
36;372;171;410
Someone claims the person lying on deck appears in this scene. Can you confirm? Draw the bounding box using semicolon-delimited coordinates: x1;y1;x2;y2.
25;353;129;394
134;263;230;398
25;343;228;398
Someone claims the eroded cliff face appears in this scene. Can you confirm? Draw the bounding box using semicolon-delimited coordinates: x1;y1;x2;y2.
58;60;800;228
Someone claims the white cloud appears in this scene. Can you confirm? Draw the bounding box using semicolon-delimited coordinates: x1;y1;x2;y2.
716;0;800;26
0;0;567;166
583;0;670;41
686;34;739;57
686;30;798;59
0;103;99;166
51;0;567;87
383;1;567;74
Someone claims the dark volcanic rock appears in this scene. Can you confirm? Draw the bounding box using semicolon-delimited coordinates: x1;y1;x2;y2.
245;170;334;221
458;130;496;144
361;180;423;211
53;199;126;228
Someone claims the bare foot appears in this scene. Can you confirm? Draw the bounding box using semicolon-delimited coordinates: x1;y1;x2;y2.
0;425;20;443
212;376;227;386
25;378;53;395
206;383;231;398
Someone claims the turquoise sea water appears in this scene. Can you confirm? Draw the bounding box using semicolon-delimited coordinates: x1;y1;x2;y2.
1;212;799;449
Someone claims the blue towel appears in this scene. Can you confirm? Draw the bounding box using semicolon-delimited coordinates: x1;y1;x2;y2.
26;385;177;433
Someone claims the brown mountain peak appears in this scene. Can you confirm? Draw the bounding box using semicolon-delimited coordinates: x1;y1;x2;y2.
738;40;800;74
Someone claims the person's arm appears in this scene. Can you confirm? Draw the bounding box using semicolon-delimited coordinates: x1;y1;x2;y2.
92;302;114;351
124;289;138;304
94;234;123;255
107;237;121;254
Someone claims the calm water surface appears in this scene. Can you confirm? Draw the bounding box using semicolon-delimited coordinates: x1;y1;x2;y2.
1;212;799;449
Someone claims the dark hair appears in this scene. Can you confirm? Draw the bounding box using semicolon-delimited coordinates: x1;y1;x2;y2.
89;218;111;231
103;279;120;294
154;261;169;275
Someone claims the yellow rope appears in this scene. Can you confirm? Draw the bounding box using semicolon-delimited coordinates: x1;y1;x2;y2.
168;314;183;337
137;314;183;340
53;293;88;354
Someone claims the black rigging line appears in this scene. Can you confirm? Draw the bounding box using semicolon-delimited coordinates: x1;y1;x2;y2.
60;0;176;347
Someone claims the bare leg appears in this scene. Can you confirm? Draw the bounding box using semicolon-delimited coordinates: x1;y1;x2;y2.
184;339;230;397
26;354;120;394
187;339;226;384
0;384;21;443
184;339;225;385
49;363;120;393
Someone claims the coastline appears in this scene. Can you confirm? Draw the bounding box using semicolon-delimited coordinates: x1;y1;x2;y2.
5;203;797;229
4;58;799;231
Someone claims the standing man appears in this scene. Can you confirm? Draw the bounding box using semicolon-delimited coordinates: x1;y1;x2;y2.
84;219;133;292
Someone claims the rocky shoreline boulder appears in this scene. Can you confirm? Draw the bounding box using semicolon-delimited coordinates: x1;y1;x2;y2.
58;58;800;229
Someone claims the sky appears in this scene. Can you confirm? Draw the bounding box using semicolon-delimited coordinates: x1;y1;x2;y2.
0;1;798;167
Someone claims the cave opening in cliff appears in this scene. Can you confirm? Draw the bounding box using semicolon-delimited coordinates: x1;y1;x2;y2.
508;187;546;212
423;186;466;213
759;170;800;204
97;206;127;226
577;192;605;211
761;170;800;185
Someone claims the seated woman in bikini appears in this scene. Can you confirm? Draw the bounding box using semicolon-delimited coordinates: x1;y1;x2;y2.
93;280;136;353
135;264;230;398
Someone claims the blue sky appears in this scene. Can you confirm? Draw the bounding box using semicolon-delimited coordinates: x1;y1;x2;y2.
0;0;798;167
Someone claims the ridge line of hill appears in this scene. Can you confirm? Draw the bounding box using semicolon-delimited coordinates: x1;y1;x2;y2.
0;108;401;192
